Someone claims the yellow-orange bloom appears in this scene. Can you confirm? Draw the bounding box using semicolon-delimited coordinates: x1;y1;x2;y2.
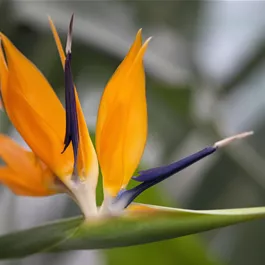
0;16;252;218
0;15;151;216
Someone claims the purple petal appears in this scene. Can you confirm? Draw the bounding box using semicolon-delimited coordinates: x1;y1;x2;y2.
61;15;79;178
119;146;217;208
134;146;216;182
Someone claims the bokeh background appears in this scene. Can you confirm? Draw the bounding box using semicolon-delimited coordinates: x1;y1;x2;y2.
1;1;265;265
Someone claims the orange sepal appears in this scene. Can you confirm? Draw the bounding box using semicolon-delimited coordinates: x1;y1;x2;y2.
96;29;143;157
0;135;58;196
0;33;74;178
96;31;150;196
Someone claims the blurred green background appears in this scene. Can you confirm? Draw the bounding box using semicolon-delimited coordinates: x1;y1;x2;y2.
1;1;265;265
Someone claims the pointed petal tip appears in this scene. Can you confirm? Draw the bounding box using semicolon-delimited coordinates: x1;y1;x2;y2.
136;28;142;37
146;36;153;41
144;36;152;46
47;15;54;26
140;37;152;53
136;36;152;58
214;131;254;148
47;15;54;25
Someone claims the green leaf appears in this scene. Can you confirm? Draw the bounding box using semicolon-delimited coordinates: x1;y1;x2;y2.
1;204;265;259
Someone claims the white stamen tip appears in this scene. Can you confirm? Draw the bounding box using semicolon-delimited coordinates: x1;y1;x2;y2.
214;131;254;148
65;14;74;54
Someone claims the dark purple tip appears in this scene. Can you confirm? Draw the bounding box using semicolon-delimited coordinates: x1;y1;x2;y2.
119;146;217;208
61;15;79;178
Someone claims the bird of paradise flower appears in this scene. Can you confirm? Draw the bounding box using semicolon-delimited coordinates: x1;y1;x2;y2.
0;15;263;259
0;14;254;217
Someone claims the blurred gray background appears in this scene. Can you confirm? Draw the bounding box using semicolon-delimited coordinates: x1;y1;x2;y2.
0;1;265;265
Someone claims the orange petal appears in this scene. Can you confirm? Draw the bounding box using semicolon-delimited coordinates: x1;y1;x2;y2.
48;17;98;181
96;29;143;157
0;33;74;178
96;32;150;196
0;135;57;196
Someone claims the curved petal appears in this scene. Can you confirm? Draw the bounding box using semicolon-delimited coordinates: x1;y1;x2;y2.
0;135;57;196
96;29;143;156
48;18;98;182
0;33;74;178
96;31;150;197
0;40;7;110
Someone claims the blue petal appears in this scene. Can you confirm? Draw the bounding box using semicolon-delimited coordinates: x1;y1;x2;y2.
119;146;217;208
134;146;216;182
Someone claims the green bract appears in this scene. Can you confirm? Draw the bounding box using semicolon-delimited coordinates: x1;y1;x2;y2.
0;204;264;259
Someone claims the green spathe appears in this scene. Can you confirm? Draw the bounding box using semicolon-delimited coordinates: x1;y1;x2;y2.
0;204;264;259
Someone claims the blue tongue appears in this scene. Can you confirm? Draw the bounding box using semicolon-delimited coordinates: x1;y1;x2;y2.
133;146;217;182
61;14;79;178
118;146;217;208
